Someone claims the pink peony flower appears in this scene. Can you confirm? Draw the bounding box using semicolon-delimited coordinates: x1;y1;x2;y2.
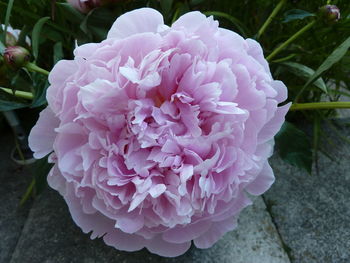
29;8;290;257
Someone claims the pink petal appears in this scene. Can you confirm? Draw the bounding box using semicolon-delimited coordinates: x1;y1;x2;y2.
172;11;207;33
47;60;77;113
234;64;266;110
246;38;271;77
64;182;114;239
107;8;164;39
258;103;291;143
150;184;166;198
115;210;145;234
47;164;66;195
28;106;59;159
146;236;191;257
103;228;145;252
245;161;274;195
193;217;237;249
162;220;212;243
272;80;288;103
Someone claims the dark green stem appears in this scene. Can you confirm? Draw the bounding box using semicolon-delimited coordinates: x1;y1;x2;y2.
267;20;316;62
1;87;34;100
290;101;350;111
257;0;286;39
25;62;50;76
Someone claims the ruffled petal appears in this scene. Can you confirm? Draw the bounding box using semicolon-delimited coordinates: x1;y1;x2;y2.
193;217;237;249
28;106;59;159
146;236;191;257
46;60;77;113
172;11;208;33
162;220;212;244
64;182;114;239
258;103;291;143
272;80;288;103
47;164;66;196
107;8;164;39
103;228;145;252
245;161;275;196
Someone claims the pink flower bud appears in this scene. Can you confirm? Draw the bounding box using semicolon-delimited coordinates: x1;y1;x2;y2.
319;5;340;24
4;46;30;68
67;0;123;13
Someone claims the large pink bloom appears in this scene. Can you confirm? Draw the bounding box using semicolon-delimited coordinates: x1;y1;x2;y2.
29;8;290;257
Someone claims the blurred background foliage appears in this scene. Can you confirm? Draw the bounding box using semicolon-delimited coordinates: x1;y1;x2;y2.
0;0;349;189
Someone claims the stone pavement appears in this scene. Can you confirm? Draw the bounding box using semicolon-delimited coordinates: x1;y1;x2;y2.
9;189;289;263
1;119;350;263
0;132;32;263
264;120;350;263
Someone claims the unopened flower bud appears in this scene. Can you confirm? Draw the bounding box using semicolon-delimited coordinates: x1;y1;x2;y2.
67;0;123;13
319;5;340;24
4;46;30;68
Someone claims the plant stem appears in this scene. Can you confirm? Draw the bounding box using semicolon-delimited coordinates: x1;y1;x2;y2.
267;20;316;62
3;0;15;44
25;62;50;76
257;0;286;39
20;178;35;206
290;101;350;111
271;53;296;63
1;87;34;100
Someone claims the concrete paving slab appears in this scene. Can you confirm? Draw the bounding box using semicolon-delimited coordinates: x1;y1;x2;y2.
10;188;290;263
0;132;32;263
264;121;350;263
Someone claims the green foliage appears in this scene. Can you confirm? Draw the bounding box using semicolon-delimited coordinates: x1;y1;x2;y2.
275;122;312;174
304;36;350;90
282;9;315;23
279;61;327;94
0;89;29;110
31;16;50;61
20;155;53;205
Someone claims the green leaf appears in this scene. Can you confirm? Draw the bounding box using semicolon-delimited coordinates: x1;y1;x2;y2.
56;2;85;24
0;40;5;54
282;9;315;23
304;36;350;89
160;0;173;16
190;0;206;5
329;89;350;98
80;8;114;41
275;122;312;174
0;89;29;110
53;42;63;65
31;155;52;195
21;155;53;205
0;2;74;36
17;25;30;47
32;16;50;61
30;73;49;108
2;0;15;44
280;62;327;93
